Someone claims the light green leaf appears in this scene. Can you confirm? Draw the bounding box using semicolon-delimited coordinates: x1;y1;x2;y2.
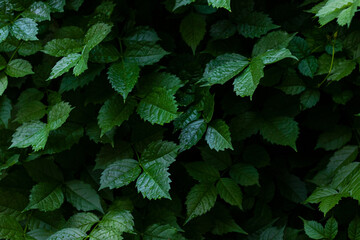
89;228;123;240
125;42;169;66
237;12;279;39
302;219;326;240
252;31;295;57
6;59;34;77
349;217;360;240
207;0;231;11
25;182;64;212
21;2;51;22
337;3;358;27
137;88;178;125
325;217;338;240
259;116;299;150
141;140;178;167
48;228;86;240
300;89;320;109
260;226;285;240
259;48;297;65
65;180;104;213
11;18;38;41
179;119;207;151
107;61;140;100
72;47;89;76
98;210;134;233
65;212;99;232
205;119;233;151
185;161;220;182
143;224;178;240
85;23;112;50
0;216;24;240
0;26;9;43
47;0;66;12
202;53;249;86
15;100;46;123
10;121;50;151
316;126;352;151
48;53;81;80
0;73;8;96
185;183;217;223
233;57;264;98
306;187;343;215
298;56;318;78
43;38;83;57
0;96;12;128
180;13;206;54
100;159;141;190
216;178;242;209
229;163;259;186
136;161;171;200
47;101;73;130
316;0;353;26
98;96;136;136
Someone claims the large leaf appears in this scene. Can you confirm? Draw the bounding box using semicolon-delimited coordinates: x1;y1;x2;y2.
48;53;81;80
11;18;38;41
205;119;233;151
303;219;326;240
0;216;24;240
141;140;179;167
5;59;34;77
47;101;73;130
237;11;279;38
21;1;51;22
48;228;87;240
179;119;207;150
65;212;99;232
349;217;360;240
180;13;206;54
229;163;259;186
85;23;112;49
43;38;83;57
216;178;243;209
125;42;169;66
25;182;64;212
98;210;134;233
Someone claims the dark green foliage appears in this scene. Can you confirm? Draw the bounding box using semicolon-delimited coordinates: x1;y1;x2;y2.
1;0;360;239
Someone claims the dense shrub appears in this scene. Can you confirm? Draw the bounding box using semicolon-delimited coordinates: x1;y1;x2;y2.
0;0;360;239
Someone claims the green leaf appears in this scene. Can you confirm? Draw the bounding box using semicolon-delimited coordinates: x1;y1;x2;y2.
48;228;86;240
48;53;81;80
6;59;34;77
65;180;104;213
107;61;140;100
337;4;358;27
300;89;320;109
260;226;285;240
349;217;360;240
315;0;354;26
65;212;99;232
173;0;196;10
100;159;141;190
141;140;178;167
229;163;259;186
98;210;134;233
210;20;236;39
0;26;9;44
0;55;6;71
205;119;233;151
185;183;217;223
11;18;38;41
137;88;178;125
89;43;120;63
89;228;123;240
0;216;24;240
237;12;279;39
207;0;231;11
259;48;297;65
143;224;178;240
138;72;183;96
259;116;299;150
288;36;311;59
233;57;264;98
325;217;338;240
25;182;64;212
200;146;232;170
43;38;83;57
179;119;207;150
21;2;51;22
124;26;160;44
0;189;27;221
180;13;206;54
252;31;295;57
72;47;89;76
98;96;136;136
24;158;64;183
185;161;220;182
15;100;46;123
125;42;169;66
298;56;318;78
136;161;171;200
47;101;73;130
47;0;66;12
317;55;356;81
216;178;242;209
277;173;307;203
0;96;12;128
201;53;249;86
316;126;352;151
18;41;42;56
85;23;112;50
10;121;50;151
302;218;326;240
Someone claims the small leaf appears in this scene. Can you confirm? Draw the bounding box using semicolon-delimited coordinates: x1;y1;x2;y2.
107;61;140;100
11;18;38;41
179;119;207;150
25;182;64;212
348;217;360;240
316;126;352;151
237;11;279;39
6;59;34;77
173;0;196;10
205;119;233;151
0;26;9;43
185;183;217;223
125;42;169;66
141;140;179;167
216;178;243;209
100;159;141;190
325;217;338;240
207;0;231;11
0;96;12;128
85;23;112;49
47;101;73;130
298;56;318;78
300;89;320;109
48;53;81;80
180;13;206;54
143;224;178;240
65;180;104;213
252;31;295;57
137;88;178;125
229;163;259;186
65;212;99;232
302;218;326;240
